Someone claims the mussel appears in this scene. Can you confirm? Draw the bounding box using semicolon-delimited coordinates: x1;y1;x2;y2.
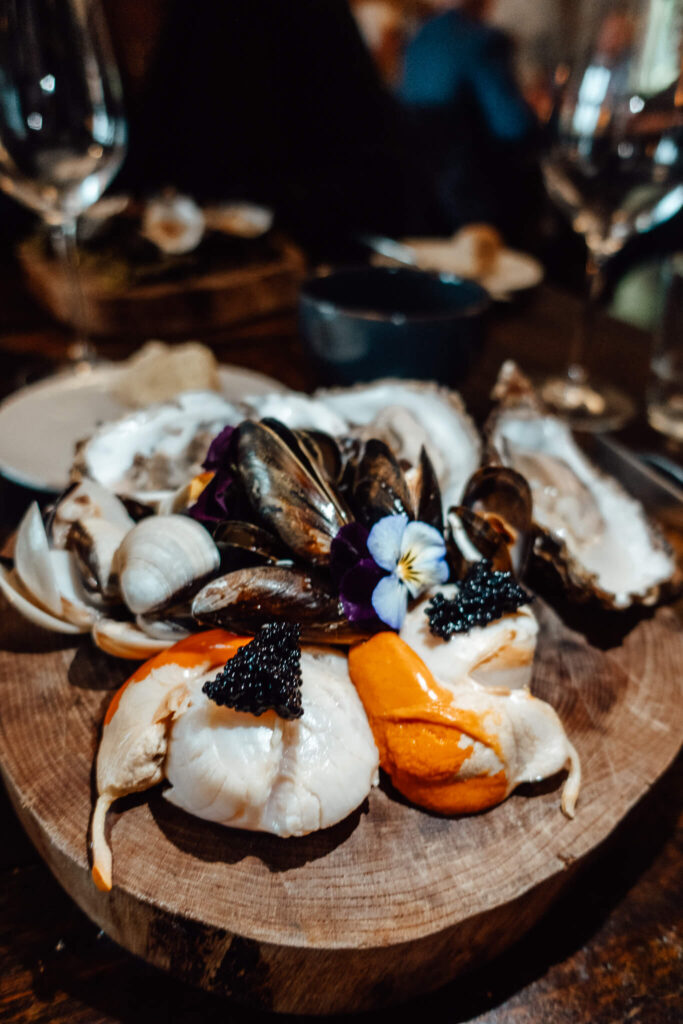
192;565;371;643
237;419;351;565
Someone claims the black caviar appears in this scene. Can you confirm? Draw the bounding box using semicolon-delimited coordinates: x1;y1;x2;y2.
426;560;530;639
202;622;303;719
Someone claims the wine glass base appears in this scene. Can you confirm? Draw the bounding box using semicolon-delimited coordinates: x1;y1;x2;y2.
540;376;635;432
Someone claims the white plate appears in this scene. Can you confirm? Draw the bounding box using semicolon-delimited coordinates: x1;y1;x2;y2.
0;363;284;493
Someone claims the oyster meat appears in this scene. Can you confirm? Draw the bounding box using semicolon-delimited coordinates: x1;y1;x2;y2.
489;363;676;608
72;391;242;505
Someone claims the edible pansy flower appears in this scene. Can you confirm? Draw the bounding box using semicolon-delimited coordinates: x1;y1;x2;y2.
330;522;385;628
368;513;449;630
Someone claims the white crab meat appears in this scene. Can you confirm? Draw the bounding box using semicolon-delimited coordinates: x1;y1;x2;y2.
91;636;379;891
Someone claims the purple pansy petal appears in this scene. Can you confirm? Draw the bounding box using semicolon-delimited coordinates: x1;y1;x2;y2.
203;425;237;471
367;513;408;571
330;521;370;590
339;559;386;624
371;573;409;631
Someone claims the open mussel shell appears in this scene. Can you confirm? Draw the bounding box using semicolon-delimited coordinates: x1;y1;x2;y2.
460;465;533;576
446;506;513;576
114;514;220;616
488;362;677;609
237;419;351;566
192;565;370;643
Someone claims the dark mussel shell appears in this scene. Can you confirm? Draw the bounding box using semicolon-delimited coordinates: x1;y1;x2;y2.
294;429;344;487
212;520;291;573
446;506;514;577
237;420;351;566
411;446;443;532
352;438;413;528
191;565;370;643
460;465;533;576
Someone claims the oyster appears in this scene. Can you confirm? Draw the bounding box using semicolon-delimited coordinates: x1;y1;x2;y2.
488;362;677;608
72;391;242;506
141;193;205;254
315;380;482;513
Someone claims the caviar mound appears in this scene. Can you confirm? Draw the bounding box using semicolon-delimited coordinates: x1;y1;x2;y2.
426;560;530;639
202;622;304;719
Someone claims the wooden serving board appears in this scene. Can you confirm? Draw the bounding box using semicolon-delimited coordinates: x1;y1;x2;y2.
17;238;307;339
0;597;682;1015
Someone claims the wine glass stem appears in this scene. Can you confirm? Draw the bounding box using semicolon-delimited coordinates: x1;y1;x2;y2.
51;218;96;366
567;251;604;385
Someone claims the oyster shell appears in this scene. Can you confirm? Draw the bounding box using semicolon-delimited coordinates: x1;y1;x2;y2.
315;380;482;513
72;391;242;505
141;193;205;254
488;362;677;609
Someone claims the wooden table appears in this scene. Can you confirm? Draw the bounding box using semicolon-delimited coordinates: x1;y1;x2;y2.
0;277;681;1023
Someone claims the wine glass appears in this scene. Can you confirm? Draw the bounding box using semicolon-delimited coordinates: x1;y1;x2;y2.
0;0;127;364
541;0;683;431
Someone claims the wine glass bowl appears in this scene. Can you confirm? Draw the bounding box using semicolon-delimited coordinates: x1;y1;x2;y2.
0;0;127;360
541;0;683;430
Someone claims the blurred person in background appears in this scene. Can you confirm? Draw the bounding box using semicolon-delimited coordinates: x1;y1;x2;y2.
396;0;542;243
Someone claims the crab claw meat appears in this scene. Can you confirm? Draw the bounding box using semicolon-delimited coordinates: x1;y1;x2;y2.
91;630;251;890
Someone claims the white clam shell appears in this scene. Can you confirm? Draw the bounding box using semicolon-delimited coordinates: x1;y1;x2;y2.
114;514;220;615
14;502;99;627
0;563;87;634
92;618;176;660
50;478;134;549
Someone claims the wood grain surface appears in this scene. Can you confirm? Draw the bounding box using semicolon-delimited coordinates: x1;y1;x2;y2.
0;591;681;1014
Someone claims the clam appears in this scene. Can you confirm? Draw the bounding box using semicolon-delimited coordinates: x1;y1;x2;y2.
114;515;220;616
47;478;134;549
92;618;176;659
65;516;129;604
488;362;677;608
14;502;99;628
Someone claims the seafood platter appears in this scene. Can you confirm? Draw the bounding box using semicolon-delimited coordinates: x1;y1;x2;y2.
0;363;682;1013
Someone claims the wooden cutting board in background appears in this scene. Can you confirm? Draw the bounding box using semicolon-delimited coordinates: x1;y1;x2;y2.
0;597;681;1014
17;237;307;340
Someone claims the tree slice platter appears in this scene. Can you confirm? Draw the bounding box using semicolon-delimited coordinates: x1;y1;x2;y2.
0;597;682;1015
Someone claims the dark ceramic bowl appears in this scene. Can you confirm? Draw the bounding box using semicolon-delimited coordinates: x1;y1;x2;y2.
298;266;489;386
